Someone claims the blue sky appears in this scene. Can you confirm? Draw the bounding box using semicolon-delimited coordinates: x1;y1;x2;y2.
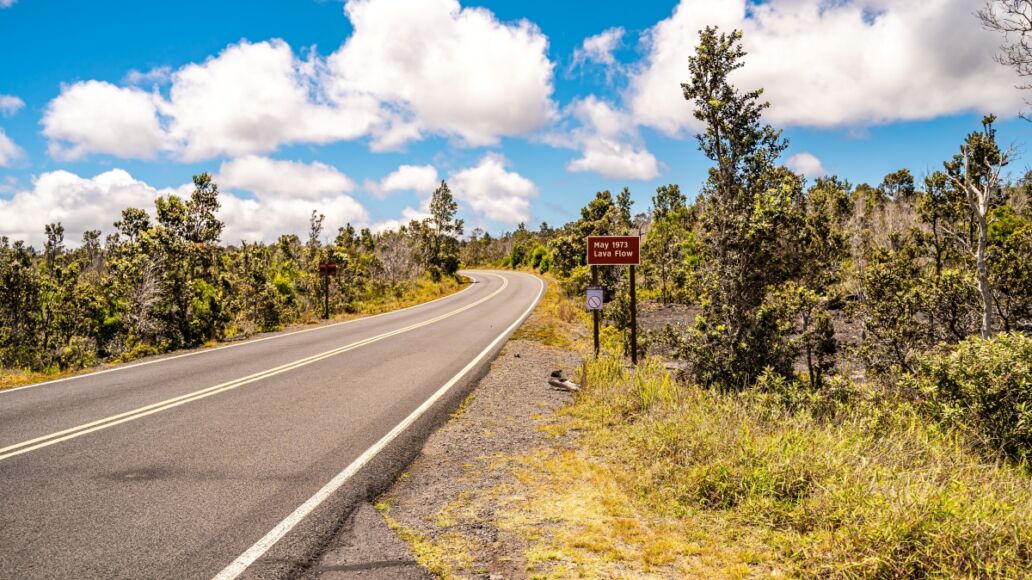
0;0;1028;246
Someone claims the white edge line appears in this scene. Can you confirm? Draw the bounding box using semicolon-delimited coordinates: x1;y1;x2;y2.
0;274;509;460
212;273;545;580
1;273;482;395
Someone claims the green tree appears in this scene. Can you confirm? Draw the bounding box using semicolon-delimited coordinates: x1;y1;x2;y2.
678;27;805;390
420;180;464;281
152;173;227;348
944;115;1011;338
643;184;691;303
988;205;1032;330
0;238;43;369
855;242;931;375
879;168;916;203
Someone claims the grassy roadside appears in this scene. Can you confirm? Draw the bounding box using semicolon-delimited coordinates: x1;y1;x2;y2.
564;359;1032;577
0;275;469;391
386;273;1032;578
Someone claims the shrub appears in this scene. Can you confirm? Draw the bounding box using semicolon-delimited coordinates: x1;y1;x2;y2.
58;336;97;370
509;244;528;269
566;355;1032;577
537;253;551;274
529;245;547;269
904;332;1032;463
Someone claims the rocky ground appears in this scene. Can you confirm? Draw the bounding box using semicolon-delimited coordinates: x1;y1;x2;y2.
367;339;582;578
309;288;832;578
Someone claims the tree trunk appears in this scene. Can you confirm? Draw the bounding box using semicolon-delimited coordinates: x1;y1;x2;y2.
975;210;994;339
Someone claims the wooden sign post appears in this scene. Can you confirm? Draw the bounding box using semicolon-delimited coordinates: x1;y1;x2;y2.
586;236;641;363
318;262;338;320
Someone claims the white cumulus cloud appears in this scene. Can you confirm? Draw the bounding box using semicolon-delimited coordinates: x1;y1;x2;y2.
39;0;558;160
213;155;368;243
0;94;24;116
629;0;1027;135
370;206;432;233
42;81;166;160
219;189;368;245
572;27;625;68
786;152;827;177
124;66;173;87
327;0;556;148
0;129;23;167
217;155;355;200
366;164;439;199
0;169;173;246
0;167;370;247
449;154;537;225
165;40;380;161
551;96;659;181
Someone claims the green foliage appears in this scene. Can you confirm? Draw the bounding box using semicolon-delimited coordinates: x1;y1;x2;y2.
854;242;934;375
0;174;464;380
879;168;916;202
762;282;837;389
989;207;1032;331
677;26;809;390
508;243;528;269
419;180;464;281
568;355;1032;578
537;251;551;274
905;332;1032;463
528;244;547;270
643;184;697;303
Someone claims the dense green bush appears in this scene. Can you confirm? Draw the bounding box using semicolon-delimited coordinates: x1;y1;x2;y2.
528;244;547;270
904;332;1032;462
0;175;467;379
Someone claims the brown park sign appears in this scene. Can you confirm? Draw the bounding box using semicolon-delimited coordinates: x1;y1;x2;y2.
586;235;640;266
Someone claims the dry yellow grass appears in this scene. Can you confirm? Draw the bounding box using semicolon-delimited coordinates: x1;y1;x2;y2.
391;280;1032;578
511;274;586;349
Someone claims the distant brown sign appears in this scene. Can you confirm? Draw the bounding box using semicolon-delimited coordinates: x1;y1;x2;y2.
586;235;640;266
318;262;338;275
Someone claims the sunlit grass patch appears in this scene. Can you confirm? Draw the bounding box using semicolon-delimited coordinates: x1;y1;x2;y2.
512;275;586;349
563;354;1032;578
356;274;469;315
0;367;73;390
376;500;476;578
379;274;1032;577
447;393;475;424
495;447;775;578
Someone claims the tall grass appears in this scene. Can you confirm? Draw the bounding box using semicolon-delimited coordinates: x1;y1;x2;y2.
511;275;585;348
565;355;1032;577
355;275;468;315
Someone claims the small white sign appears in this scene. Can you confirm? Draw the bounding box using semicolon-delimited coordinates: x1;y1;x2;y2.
586;286;603;311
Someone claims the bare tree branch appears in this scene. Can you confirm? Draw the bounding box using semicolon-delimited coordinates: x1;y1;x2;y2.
980;1;1032;117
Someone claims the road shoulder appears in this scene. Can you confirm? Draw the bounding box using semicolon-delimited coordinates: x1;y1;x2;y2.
308;337;581;579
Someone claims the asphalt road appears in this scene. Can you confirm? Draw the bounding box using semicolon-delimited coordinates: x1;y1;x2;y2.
0;270;544;580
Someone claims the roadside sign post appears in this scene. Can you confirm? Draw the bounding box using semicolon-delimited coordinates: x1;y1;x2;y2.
589;269;601;358
629;263;637;365
585;235;640;364
318;262;338;320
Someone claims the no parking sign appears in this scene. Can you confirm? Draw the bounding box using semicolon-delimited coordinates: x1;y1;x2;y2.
586;285;603;311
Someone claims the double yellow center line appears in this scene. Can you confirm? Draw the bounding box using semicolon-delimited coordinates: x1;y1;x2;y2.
0;275;508;463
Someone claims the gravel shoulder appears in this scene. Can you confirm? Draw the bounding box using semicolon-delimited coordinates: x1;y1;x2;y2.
371;339;582;578
307;278;761;579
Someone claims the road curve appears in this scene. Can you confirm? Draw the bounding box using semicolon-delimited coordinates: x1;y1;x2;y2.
0;270;544;579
